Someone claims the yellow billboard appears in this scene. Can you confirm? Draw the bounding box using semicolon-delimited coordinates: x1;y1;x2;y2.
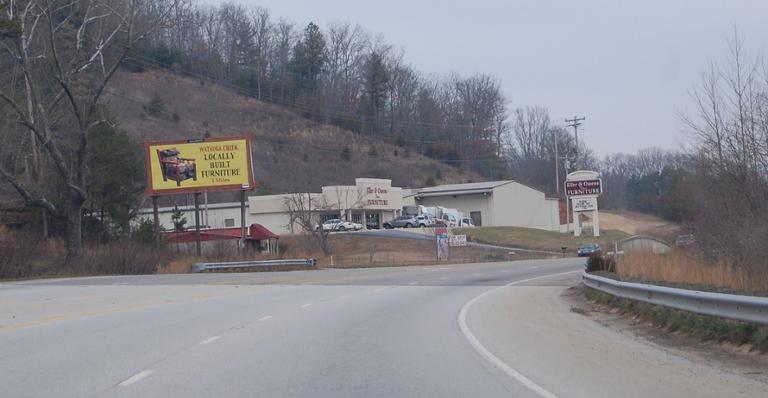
144;136;254;195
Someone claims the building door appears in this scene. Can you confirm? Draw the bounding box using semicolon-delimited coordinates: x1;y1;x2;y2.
470;211;482;227
366;212;380;229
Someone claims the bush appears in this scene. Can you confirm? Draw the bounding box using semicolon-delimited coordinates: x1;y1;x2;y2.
340;145;352;161
78;242;175;275
586;253;616;273
147;94;166;116
0;227;57;279
0;227;176;279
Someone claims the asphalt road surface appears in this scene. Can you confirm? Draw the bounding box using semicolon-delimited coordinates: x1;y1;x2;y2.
1;258;765;397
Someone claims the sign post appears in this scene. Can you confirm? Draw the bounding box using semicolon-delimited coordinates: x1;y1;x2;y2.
152;196;160;248
565;171;602;237
435;228;449;261
240;186;248;250
193;192;202;256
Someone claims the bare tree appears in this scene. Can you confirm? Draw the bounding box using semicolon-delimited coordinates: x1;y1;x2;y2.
0;0;175;260
283;192;332;256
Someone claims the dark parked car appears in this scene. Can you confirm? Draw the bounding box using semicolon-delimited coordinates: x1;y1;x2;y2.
577;243;601;257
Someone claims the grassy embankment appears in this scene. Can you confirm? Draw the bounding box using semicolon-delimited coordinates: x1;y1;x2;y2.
455;226;629;253
584;286;768;353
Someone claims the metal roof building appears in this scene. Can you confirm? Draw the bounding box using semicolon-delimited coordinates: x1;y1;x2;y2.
403;180;561;231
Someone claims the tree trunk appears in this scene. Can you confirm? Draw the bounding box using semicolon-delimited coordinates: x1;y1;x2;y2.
65;197;85;262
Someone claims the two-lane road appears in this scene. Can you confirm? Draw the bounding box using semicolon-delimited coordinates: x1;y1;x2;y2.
1;258;765;397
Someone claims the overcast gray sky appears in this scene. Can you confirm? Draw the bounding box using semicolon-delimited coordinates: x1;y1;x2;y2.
232;0;768;156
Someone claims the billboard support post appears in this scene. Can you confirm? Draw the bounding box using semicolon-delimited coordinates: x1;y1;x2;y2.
240;188;247;251
194;192;202;257
152;196;160;248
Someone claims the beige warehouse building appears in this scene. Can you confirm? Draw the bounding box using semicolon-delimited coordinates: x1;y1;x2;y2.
403;181;561;231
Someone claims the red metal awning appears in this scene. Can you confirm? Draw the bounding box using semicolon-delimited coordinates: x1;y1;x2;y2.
249;223;278;240
162;224;278;243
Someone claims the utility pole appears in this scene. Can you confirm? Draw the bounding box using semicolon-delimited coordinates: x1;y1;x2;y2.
565;116;585;169
562;156;571;233
554;129;560;197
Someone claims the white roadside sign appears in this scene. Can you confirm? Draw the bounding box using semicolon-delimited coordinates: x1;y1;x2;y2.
449;234;467;247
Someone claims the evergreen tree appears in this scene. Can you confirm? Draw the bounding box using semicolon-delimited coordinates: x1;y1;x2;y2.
361;51;390;135
87;121;146;237
171;206;187;232
291;22;327;97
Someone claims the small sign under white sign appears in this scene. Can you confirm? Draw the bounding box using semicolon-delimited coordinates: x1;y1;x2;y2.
572;197;597;212
449;234;467;247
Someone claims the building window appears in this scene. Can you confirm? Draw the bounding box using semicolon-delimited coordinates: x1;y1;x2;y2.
224;218;235;227
320;213;338;223
470;211;482;227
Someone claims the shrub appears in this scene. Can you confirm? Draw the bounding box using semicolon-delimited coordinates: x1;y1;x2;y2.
340;145;352;161
133;218;158;245
368;146;378;157
147;94;166;116
754;328;768;352
0;227;176;279
586;253;616;273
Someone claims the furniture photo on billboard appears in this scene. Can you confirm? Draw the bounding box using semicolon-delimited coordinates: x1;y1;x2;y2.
157;148;197;186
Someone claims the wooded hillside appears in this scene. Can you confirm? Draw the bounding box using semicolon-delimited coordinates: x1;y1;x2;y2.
106;68;481;194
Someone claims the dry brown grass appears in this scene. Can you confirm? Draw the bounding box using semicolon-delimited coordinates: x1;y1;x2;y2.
157;256;198;274
277;234;538;268
616;251;767;294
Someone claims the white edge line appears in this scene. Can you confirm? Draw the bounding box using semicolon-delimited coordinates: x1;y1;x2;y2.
300;303;313;308
258;315;272;322
117;370;154;387
199;336;221;345
458;270;580;398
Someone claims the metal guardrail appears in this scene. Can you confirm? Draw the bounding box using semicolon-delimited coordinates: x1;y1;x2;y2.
582;271;768;325
192;259;317;273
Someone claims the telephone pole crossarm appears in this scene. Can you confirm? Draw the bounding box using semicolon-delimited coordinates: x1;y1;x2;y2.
565;116;586;169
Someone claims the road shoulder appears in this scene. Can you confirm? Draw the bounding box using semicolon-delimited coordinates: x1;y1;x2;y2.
466;274;768;397
566;284;768;384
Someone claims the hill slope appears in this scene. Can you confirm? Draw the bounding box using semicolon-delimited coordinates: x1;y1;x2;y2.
105;69;480;196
